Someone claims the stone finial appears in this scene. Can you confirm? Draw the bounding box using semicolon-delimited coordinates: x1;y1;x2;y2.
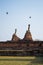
28;24;30;31
15;29;17;34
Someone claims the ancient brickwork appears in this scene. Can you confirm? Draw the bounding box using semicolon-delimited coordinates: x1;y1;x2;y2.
0;24;43;56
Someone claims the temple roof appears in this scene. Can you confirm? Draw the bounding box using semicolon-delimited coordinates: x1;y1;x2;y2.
11;29;20;41
23;24;32;40
11;24;32;41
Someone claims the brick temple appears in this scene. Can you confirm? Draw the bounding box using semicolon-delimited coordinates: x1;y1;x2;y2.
0;24;43;56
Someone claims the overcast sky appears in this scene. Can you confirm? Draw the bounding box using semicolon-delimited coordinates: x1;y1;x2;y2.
0;0;43;41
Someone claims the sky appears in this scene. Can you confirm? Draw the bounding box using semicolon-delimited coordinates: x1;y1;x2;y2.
0;0;43;41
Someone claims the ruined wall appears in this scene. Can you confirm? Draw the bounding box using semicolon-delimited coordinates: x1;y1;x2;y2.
0;41;43;56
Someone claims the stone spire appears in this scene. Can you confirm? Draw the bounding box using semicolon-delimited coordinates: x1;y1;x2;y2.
15;29;17;34
23;24;32;40
11;29;20;41
28;24;30;31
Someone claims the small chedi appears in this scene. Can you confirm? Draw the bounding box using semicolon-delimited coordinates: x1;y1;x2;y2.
0;24;43;56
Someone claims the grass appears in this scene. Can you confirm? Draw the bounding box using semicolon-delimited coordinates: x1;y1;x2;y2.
0;56;43;65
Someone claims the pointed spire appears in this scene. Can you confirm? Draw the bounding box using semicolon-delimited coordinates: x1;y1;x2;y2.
12;28;20;41
28;24;30;31
23;24;32;40
15;29;17;34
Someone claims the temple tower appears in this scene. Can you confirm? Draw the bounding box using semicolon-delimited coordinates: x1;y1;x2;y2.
23;24;32;40
12;29;20;41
